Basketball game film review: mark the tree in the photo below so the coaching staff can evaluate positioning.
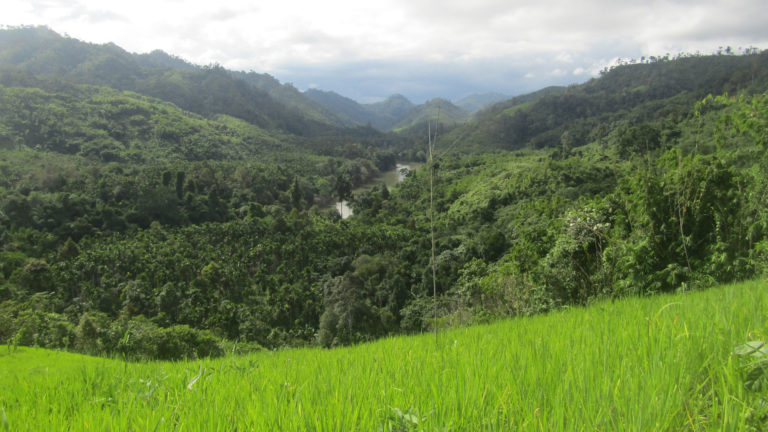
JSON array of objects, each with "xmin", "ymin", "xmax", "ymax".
[
  {"xmin": 617, "ymin": 123, "xmax": 661, "ymax": 158},
  {"xmin": 175, "ymin": 171, "xmax": 186, "ymax": 200},
  {"xmin": 290, "ymin": 177, "xmax": 302, "ymax": 209},
  {"xmin": 10, "ymin": 259, "xmax": 54, "ymax": 293}
]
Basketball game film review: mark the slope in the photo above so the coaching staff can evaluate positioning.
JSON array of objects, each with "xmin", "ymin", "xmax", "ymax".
[
  {"xmin": 304, "ymin": 88, "xmax": 380, "ymax": 126},
  {"xmin": 304, "ymin": 91, "xmax": 421, "ymax": 131},
  {"xmin": 364, "ymin": 94, "xmax": 417, "ymax": 130},
  {"xmin": 1, "ymin": 279, "xmax": 765, "ymax": 430},
  {"xmin": 446, "ymin": 52, "xmax": 768, "ymax": 152},
  {"xmin": 455, "ymin": 91, "xmax": 510, "ymax": 113},
  {"xmin": 232, "ymin": 71, "xmax": 358, "ymax": 128},
  {"xmin": 0, "ymin": 78, "xmax": 295, "ymax": 163},
  {"xmin": 391, "ymin": 97, "xmax": 469, "ymax": 134},
  {"xmin": 0, "ymin": 26, "xmax": 344, "ymax": 137}
]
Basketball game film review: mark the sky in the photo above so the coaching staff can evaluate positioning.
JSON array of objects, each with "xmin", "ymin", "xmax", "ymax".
[{"xmin": 3, "ymin": 0, "xmax": 768, "ymax": 103}]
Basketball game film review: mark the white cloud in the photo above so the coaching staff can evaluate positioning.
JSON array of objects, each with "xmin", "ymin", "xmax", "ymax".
[{"xmin": 2, "ymin": 0, "xmax": 768, "ymax": 101}]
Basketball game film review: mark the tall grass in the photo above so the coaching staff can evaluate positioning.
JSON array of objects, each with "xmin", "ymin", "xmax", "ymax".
[{"xmin": 1, "ymin": 279, "xmax": 766, "ymax": 430}]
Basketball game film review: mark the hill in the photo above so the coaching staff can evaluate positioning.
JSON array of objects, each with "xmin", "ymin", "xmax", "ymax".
[
  {"xmin": 447, "ymin": 53, "xmax": 768, "ymax": 152},
  {"xmin": 455, "ymin": 92, "xmax": 510, "ymax": 113},
  {"xmin": 305, "ymin": 91, "xmax": 459, "ymax": 133},
  {"xmin": 1, "ymin": 279, "xmax": 766, "ymax": 430},
  {"xmin": 391, "ymin": 98, "xmax": 470, "ymax": 135},
  {"xmin": 0, "ymin": 78, "xmax": 296, "ymax": 163},
  {"xmin": 0, "ymin": 26, "xmax": 346, "ymax": 137},
  {"xmin": 302, "ymin": 92, "xmax": 470, "ymax": 133},
  {"xmin": 363, "ymin": 94, "xmax": 417, "ymax": 130},
  {"xmin": 232, "ymin": 71, "xmax": 358, "ymax": 128},
  {"xmin": 304, "ymin": 88, "xmax": 381, "ymax": 127}
]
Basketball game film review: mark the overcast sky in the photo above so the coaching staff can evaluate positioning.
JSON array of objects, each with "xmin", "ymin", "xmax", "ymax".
[{"xmin": 3, "ymin": 0, "xmax": 767, "ymax": 103}]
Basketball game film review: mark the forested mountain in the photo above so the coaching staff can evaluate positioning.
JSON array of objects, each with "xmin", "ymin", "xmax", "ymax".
[
  {"xmin": 389, "ymin": 98, "xmax": 470, "ymax": 141},
  {"xmin": 304, "ymin": 90, "xmax": 466, "ymax": 132},
  {"xmin": 455, "ymin": 92, "xmax": 510, "ymax": 113},
  {"xmin": 1, "ymin": 26, "xmax": 766, "ymax": 361},
  {"xmin": 303, "ymin": 88, "xmax": 423, "ymax": 130},
  {"xmin": 0, "ymin": 27, "xmax": 347, "ymax": 137},
  {"xmin": 0, "ymin": 78, "xmax": 301, "ymax": 163},
  {"xmin": 231, "ymin": 71, "xmax": 359, "ymax": 128},
  {"xmin": 362, "ymin": 94, "xmax": 417, "ymax": 130},
  {"xmin": 304, "ymin": 88, "xmax": 381, "ymax": 127},
  {"xmin": 449, "ymin": 53, "xmax": 768, "ymax": 151}
]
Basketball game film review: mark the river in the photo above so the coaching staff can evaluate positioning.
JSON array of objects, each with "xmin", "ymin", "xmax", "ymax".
[{"xmin": 336, "ymin": 163, "xmax": 421, "ymax": 218}]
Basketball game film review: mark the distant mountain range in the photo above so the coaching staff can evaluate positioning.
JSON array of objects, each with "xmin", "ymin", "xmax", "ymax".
[
  {"xmin": 303, "ymin": 91, "xmax": 481, "ymax": 132},
  {"xmin": 454, "ymin": 93, "xmax": 510, "ymax": 113},
  {"xmin": 0, "ymin": 26, "xmax": 510, "ymax": 137},
  {"xmin": 4, "ymin": 25, "xmax": 766, "ymax": 155}
]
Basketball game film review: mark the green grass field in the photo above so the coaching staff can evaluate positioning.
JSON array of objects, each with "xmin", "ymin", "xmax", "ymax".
[{"xmin": 2, "ymin": 279, "xmax": 767, "ymax": 431}]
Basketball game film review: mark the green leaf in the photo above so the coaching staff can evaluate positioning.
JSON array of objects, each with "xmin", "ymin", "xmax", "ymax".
[{"xmin": 734, "ymin": 341, "xmax": 768, "ymax": 358}]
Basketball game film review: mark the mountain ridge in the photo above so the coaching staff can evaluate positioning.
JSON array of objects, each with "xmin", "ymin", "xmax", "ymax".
[{"xmin": 0, "ymin": 26, "xmax": 348, "ymax": 137}]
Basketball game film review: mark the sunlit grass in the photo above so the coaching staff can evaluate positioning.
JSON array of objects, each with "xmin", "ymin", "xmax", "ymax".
[{"xmin": 1, "ymin": 279, "xmax": 766, "ymax": 430}]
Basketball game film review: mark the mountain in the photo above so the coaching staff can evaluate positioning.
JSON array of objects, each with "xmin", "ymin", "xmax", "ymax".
[
  {"xmin": 232, "ymin": 71, "xmax": 358, "ymax": 128},
  {"xmin": 304, "ymin": 88, "xmax": 380, "ymax": 126},
  {"xmin": 455, "ymin": 92, "xmax": 510, "ymax": 113},
  {"xmin": 391, "ymin": 98, "xmax": 469, "ymax": 133},
  {"xmin": 304, "ymin": 90, "xmax": 421, "ymax": 131},
  {"xmin": 135, "ymin": 49, "xmax": 198, "ymax": 71},
  {"xmin": 362, "ymin": 94, "xmax": 417, "ymax": 130},
  {"xmin": 0, "ymin": 78, "xmax": 296, "ymax": 163},
  {"xmin": 0, "ymin": 26, "xmax": 346, "ymax": 137},
  {"xmin": 446, "ymin": 53, "xmax": 768, "ymax": 152}
]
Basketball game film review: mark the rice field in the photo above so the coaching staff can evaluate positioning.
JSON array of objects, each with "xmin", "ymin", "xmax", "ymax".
[{"xmin": 1, "ymin": 279, "xmax": 767, "ymax": 431}]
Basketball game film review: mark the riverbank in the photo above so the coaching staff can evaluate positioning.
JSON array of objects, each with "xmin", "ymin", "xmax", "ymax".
[{"xmin": 336, "ymin": 162, "xmax": 421, "ymax": 218}]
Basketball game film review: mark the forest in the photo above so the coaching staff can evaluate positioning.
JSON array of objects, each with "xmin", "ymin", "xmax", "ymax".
[{"xmin": 1, "ymin": 26, "xmax": 767, "ymax": 360}]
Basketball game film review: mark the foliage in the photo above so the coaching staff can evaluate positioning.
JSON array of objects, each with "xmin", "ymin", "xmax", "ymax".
[
  {"xmin": 1, "ymin": 27, "xmax": 768, "ymax": 360},
  {"xmin": 1, "ymin": 279, "xmax": 766, "ymax": 430}
]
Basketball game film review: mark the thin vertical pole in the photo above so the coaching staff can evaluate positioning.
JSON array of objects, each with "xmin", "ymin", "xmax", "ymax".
[{"xmin": 428, "ymin": 108, "xmax": 440, "ymax": 344}]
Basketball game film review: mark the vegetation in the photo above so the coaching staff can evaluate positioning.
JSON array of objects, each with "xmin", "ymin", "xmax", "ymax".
[
  {"xmin": 452, "ymin": 51, "xmax": 768, "ymax": 151},
  {"xmin": 1, "ymin": 279, "xmax": 767, "ymax": 430},
  {"xmin": 0, "ymin": 27, "xmax": 767, "ymax": 364}
]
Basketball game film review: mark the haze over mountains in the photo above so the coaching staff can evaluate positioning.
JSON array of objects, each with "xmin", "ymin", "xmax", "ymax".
[
  {"xmin": 0, "ymin": 27, "xmax": 512, "ymax": 137},
  {"xmin": 3, "ymin": 25, "xmax": 767, "ymax": 156}
]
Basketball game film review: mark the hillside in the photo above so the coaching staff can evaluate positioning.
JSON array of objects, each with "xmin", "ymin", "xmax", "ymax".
[
  {"xmin": 447, "ymin": 53, "xmax": 768, "ymax": 152},
  {"xmin": 1, "ymin": 279, "xmax": 766, "ymax": 430},
  {"xmin": 455, "ymin": 92, "xmax": 510, "ymax": 113},
  {"xmin": 391, "ymin": 98, "xmax": 469, "ymax": 132},
  {"xmin": 302, "ymin": 92, "xmax": 470, "ymax": 133},
  {"xmin": 364, "ymin": 94, "xmax": 418, "ymax": 130},
  {"xmin": 304, "ymin": 88, "xmax": 381, "ymax": 126},
  {"xmin": 232, "ymin": 71, "xmax": 358, "ymax": 128},
  {"xmin": 3, "ymin": 88, "xmax": 766, "ymax": 356},
  {"xmin": 0, "ymin": 79, "xmax": 296, "ymax": 163},
  {"xmin": 0, "ymin": 26, "xmax": 346, "ymax": 137}
]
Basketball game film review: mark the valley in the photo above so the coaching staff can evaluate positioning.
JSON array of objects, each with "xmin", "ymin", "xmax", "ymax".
[{"xmin": 0, "ymin": 25, "xmax": 768, "ymax": 428}]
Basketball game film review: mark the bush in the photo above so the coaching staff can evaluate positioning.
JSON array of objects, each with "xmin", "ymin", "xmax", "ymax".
[
  {"xmin": 12, "ymin": 310, "xmax": 74, "ymax": 348},
  {"xmin": 158, "ymin": 325, "xmax": 223, "ymax": 360}
]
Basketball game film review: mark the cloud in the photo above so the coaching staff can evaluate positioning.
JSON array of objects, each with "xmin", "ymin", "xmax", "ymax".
[{"xmin": 2, "ymin": 0, "xmax": 768, "ymax": 102}]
